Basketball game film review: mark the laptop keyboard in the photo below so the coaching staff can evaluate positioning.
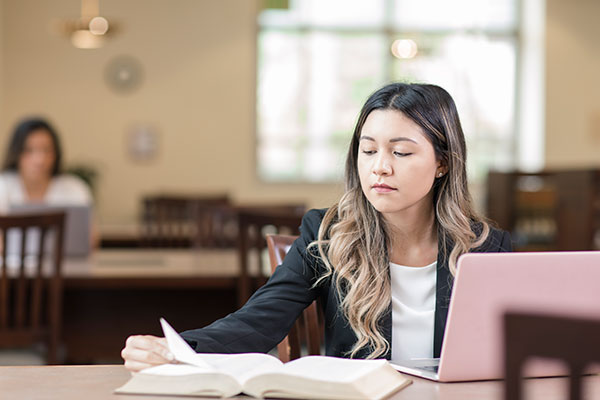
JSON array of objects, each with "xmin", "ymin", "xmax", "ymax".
[{"xmin": 420, "ymin": 365, "xmax": 439, "ymax": 373}]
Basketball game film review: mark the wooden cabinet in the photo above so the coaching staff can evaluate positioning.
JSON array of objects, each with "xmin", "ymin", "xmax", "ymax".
[{"xmin": 486, "ymin": 169, "xmax": 600, "ymax": 251}]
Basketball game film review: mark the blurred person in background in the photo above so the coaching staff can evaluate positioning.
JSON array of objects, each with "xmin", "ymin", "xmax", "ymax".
[
  {"xmin": 0, "ymin": 117, "xmax": 97, "ymax": 249},
  {"xmin": 0, "ymin": 117, "xmax": 92, "ymax": 212}
]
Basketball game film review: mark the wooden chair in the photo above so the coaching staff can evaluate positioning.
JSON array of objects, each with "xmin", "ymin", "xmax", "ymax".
[
  {"xmin": 0, "ymin": 212, "xmax": 65, "ymax": 364},
  {"xmin": 141, "ymin": 194, "xmax": 230, "ymax": 248},
  {"xmin": 194, "ymin": 203, "xmax": 238, "ymax": 248},
  {"xmin": 266, "ymin": 234, "xmax": 322, "ymax": 362},
  {"xmin": 504, "ymin": 312, "xmax": 600, "ymax": 400},
  {"xmin": 236, "ymin": 205, "xmax": 305, "ymax": 306},
  {"xmin": 486, "ymin": 169, "xmax": 600, "ymax": 251}
]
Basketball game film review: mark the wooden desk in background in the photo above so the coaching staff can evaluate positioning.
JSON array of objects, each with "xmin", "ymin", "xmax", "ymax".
[
  {"xmin": 1, "ymin": 365, "xmax": 599, "ymax": 399},
  {"xmin": 99, "ymin": 222, "xmax": 144, "ymax": 248},
  {"xmin": 62, "ymin": 249, "xmax": 244, "ymax": 363}
]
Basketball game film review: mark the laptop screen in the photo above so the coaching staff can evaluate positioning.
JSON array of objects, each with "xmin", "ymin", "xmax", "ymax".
[{"xmin": 7, "ymin": 204, "xmax": 91, "ymax": 258}]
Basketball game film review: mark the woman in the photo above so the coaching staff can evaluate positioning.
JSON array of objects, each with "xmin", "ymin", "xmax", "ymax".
[
  {"xmin": 0, "ymin": 117, "xmax": 92, "ymax": 212},
  {"xmin": 121, "ymin": 83, "xmax": 511, "ymax": 372}
]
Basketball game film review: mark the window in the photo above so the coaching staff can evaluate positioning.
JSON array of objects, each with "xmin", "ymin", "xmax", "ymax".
[{"xmin": 257, "ymin": 0, "xmax": 520, "ymax": 183}]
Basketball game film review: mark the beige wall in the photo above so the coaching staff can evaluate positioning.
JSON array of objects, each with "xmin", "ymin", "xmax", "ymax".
[
  {"xmin": 0, "ymin": 0, "xmax": 339, "ymax": 224},
  {"xmin": 545, "ymin": 0, "xmax": 600, "ymax": 167}
]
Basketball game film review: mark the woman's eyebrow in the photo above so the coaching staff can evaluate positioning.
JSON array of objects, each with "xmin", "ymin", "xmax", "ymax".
[
  {"xmin": 389, "ymin": 137, "xmax": 417, "ymax": 144},
  {"xmin": 359, "ymin": 135, "xmax": 417, "ymax": 144}
]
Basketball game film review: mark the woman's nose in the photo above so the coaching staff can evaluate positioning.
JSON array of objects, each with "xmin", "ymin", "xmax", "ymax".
[
  {"xmin": 372, "ymin": 153, "xmax": 392, "ymax": 176},
  {"xmin": 31, "ymin": 152, "xmax": 46, "ymax": 163}
]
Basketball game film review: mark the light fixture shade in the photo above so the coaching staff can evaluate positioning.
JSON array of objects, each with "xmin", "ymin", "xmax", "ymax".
[
  {"xmin": 391, "ymin": 39, "xmax": 418, "ymax": 59},
  {"xmin": 55, "ymin": 0, "xmax": 116, "ymax": 49},
  {"xmin": 89, "ymin": 16, "xmax": 109, "ymax": 35},
  {"xmin": 71, "ymin": 29, "xmax": 105, "ymax": 49}
]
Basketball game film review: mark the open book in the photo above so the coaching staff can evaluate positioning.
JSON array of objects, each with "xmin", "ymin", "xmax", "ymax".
[{"xmin": 115, "ymin": 318, "xmax": 411, "ymax": 399}]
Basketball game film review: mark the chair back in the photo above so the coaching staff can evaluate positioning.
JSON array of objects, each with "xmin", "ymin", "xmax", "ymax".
[
  {"xmin": 266, "ymin": 234, "xmax": 322, "ymax": 362},
  {"xmin": 195, "ymin": 203, "xmax": 238, "ymax": 248},
  {"xmin": 504, "ymin": 312, "xmax": 600, "ymax": 400},
  {"xmin": 266, "ymin": 234, "xmax": 296, "ymax": 270},
  {"xmin": 0, "ymin": 212, "xmax": 65, "ymax": 364},
  {"xmin": 236, "ymin": 206, "xmax": 304, "ymax": 306},
  {"xmin": 141, "ymin": 195, "xmax": 230, "ymax": 248}
]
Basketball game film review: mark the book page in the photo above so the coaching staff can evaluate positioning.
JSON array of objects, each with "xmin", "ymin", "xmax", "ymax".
[
  {"xmin": 116, "ymin": 364, "xmax": 242, "ymax": 398},
  {"xmin": 199, "ymin": 353, "xmax": 283, "ymax": 384},
  {"xmin": 160, "ymin": 318, "xmax": 212, "ymax": 369},
  {"xmin": 139, "ymin": 363, "xmax": 207, "ymax": 376},
  {"xmin": 159, "ymin": 318, "xmax": 282, "ymax": 383},
  {"xmin": 243, "ymin": 357, "xmax": 409, "ymax": 400},
  {"xmin": 281, "ymin": 356, "xmax": 388, "ymax": 382}
]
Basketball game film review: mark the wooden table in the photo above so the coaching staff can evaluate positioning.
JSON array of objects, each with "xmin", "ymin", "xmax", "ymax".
[
  {"xmin": 99, "ymin": 222, "xmax": 143, "ymax": 248},
  {"xmin": 63, "ymin": 248, "xmax": 240, "ymax": 288},
  {"xmin": 1, "ymin": 365, "xmax": 599, "ymax": 399},
  {"xmin": 61, "ymin": 249, "xmax": 246, "ymax": 363}
]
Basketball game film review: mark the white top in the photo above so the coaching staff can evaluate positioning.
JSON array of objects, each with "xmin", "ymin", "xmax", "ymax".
[
  {"xmin": 390, "ymin": 260, "xmax": 437, "ymax": 361},
  {"xmin": 0, "ymin": 171, "xmax": 92, "ymax": 213}
]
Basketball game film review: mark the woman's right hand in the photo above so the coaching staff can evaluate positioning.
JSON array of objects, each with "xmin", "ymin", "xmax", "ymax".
[{"xmin": 121, "ymin": 335, "xmax": 175, "ymax": 372}]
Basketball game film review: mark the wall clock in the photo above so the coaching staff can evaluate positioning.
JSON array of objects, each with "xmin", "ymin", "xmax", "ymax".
[{"xmin": 105, "ymin": 55, "xmax": 143, "ymax": 94}]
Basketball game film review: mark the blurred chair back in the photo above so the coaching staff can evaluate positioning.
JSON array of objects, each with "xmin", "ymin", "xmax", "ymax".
[
  {"xmin": 141, "ymin": 194, "xmax": 229, "ymax": 248},
  {"xmin": 195, "ymin": 203, "xmax": 238, "ymax": 248},
  {"xmin": 266, "ymin": 234, "xmax": 322, "ymax": 362},
  {"xmin": 236, "ymin": 205, "xmax": 304, "ymax": 306},
  {"xmin": 0, "ymin": 212, "xmax": 65, "ymax": 364},
  {"xmin": 504, "ymin": 312, "xmax": 600, "ymax": 400}
]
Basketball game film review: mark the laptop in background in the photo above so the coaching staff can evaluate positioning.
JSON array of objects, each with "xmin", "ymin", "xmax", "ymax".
[
  {"xmin": 391, "ymin": 251, "xmax": 600, "ymax": 382},
  {"xmin": 8, "ymin": 204, "xmax": 92, "ymax": 258}
]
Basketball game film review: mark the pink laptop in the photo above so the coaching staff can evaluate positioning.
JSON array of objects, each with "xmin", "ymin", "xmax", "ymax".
[{"xmin": 392, "ymin": 251, "xmax": 600, "ymax": 382}]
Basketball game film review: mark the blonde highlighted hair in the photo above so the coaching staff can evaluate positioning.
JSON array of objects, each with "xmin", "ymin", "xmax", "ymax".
[{"xmin": 311, "ymin": 83, "xmax": 490, "ymax": 359}]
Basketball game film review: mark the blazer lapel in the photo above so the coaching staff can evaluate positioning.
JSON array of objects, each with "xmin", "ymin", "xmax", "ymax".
[
  {"xmin": 382, "ymin": 305, "xmax": 392, "ymax": 360},
  {"xmin": 433, "ymin": 234, "xmax": 454, "ymax": 357}
]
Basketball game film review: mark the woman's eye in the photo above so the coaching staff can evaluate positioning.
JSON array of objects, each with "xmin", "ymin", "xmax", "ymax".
[
  {"xmin": 394, "ymin": 152, "xmax": 412, "ymax": 157},
  {"xmin": 361, "ymin": 150, "xmax": 376, "ymax": 155}
]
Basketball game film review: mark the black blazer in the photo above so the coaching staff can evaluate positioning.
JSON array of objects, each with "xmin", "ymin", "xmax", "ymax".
[{"xmin": 181, "ymin": 208, "xmax": 512, "ymax": 359}]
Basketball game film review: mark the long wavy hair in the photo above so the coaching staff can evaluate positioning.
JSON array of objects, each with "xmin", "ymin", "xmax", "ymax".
[{"xmin": 312, "ymin": 83, "xmax": 490, "ymax": 359}]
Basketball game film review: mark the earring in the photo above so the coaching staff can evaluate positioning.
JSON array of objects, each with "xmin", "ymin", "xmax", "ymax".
[{"xmin": 438, "ymin": 172, "xmax": 443, "ymax": 177}]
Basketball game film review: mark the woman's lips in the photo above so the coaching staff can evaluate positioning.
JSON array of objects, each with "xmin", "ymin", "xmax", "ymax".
[{"xmin": 372, "ymin": 184, "xmax": 396, "ymax": 193}]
